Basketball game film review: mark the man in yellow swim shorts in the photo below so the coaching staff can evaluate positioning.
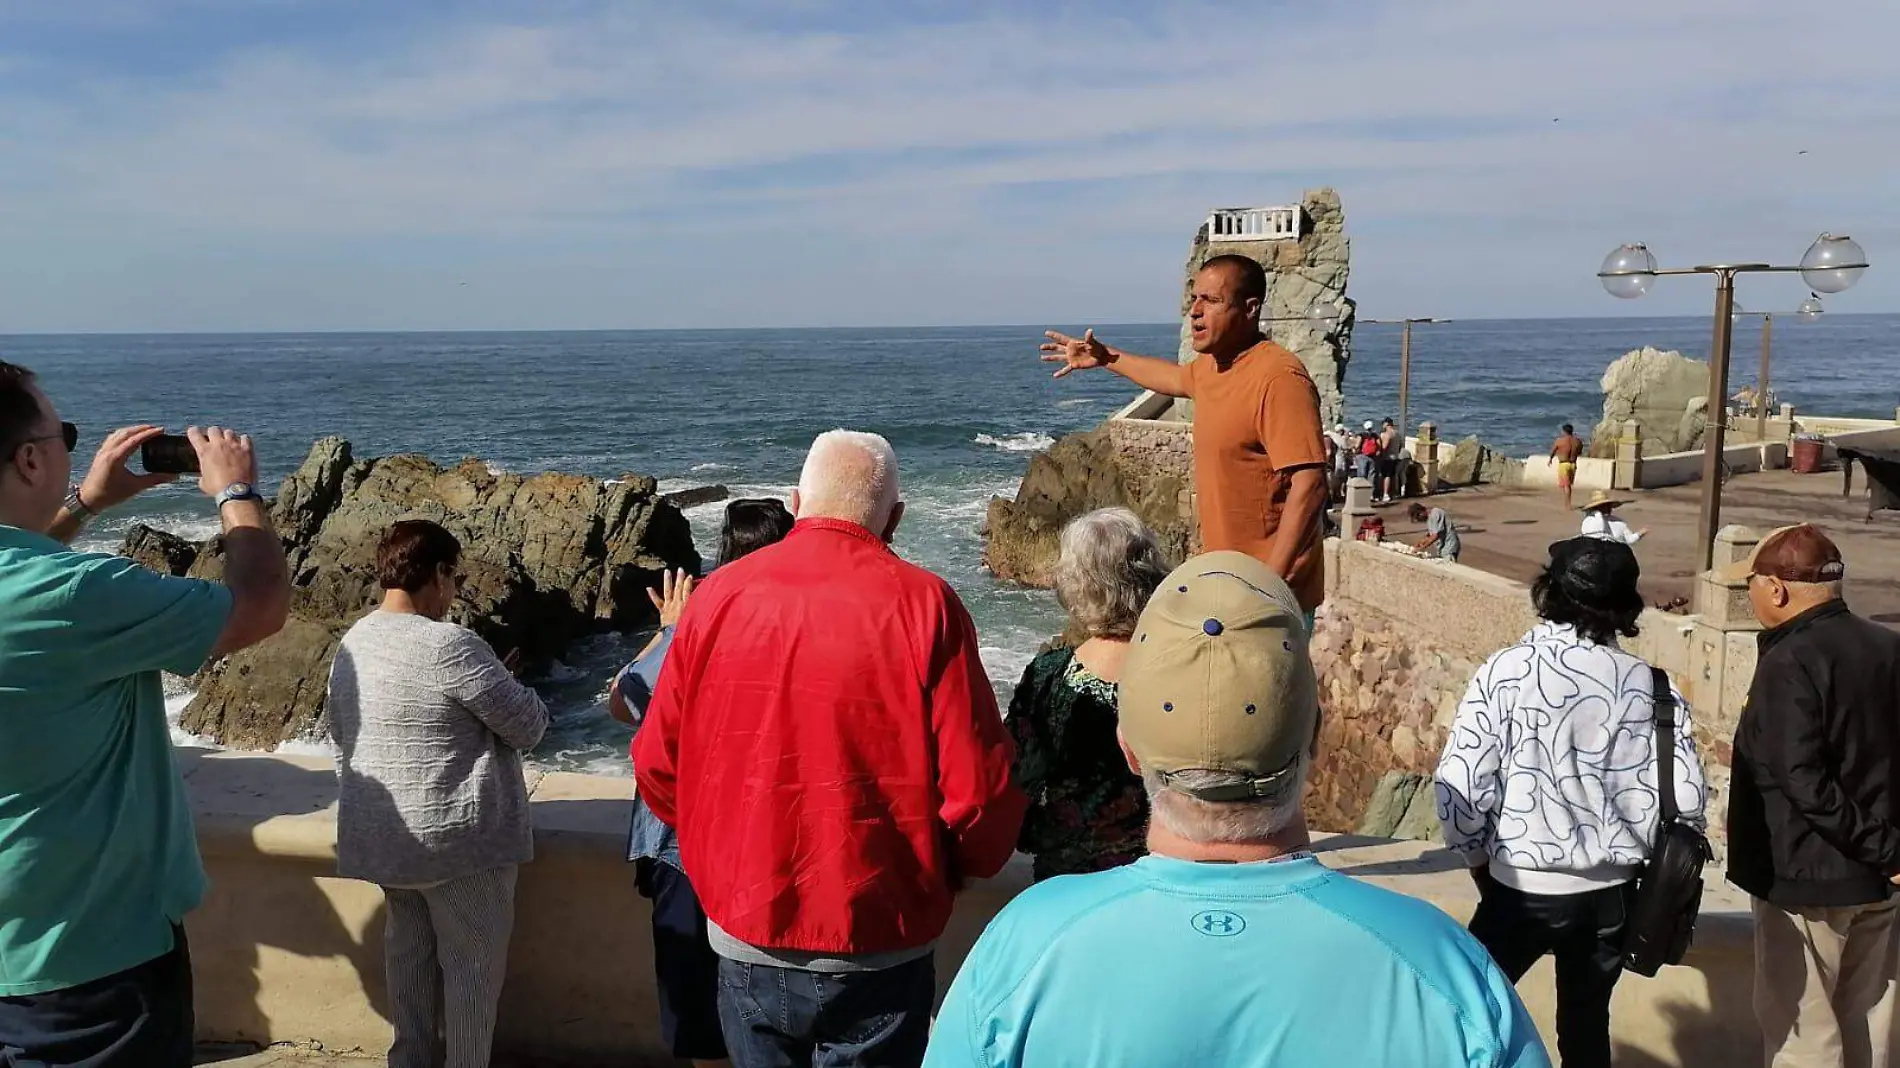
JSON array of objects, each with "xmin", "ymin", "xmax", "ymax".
[{"xmin": 1549, "ymin": 423, "xmax": 1583, "ymax": 511}]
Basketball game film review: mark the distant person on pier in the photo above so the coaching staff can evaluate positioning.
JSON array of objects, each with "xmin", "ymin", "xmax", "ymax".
[
  {"xmin": 1356, "ymin": 420, "xmax": 1381, "ymax": 483},
  {"xmin": 1549, "ymin": 424, "xmax": 1585, "ymax": 510},
  {"xmin": 927, "ymin": 552, "xmax": 1549, "ymax": 1068},
  {"xmin": 609, "ymin": 497, "xmax": 795, "ymax": 1068},
  {"xmin": 0, "ymin": 360, "xmax": 289, "ymax": 1068},
  {"xmin": 1578, "ymin": 491, "xmax": 1646, "ymax": 545},
  {"xmin": 1378, "ymin": 417, "xmax": 1403, "ymax": 503},
  {"xmin": 635, "ymin": 430, "xmax": 1024, "ymax": 1068},
  {"xmin": 1436, "ymin": 536, "xmax": 1706, "ymax": 1068},
  {"xmin": 1041, "ymin": 255, "xmax": 1331, "ymax": 625},
  {"xmin": 1008, "ymin": 507, "xmax": 1169, "ymax": 882},
  {"xmin": 1408, "ymin": 502, "xmax": 1461, "ymax": 562},
  {"xmin": 328, "ymin": 520, "xmax": 551, "ymax": 1068},
  {"xmin": 1720, "ymin": 525, "xmax": 1900, "ymax": 1068},
  {"xmin": 1328, "ymin": 423, "xmax": 1353, "ymax": 502}
]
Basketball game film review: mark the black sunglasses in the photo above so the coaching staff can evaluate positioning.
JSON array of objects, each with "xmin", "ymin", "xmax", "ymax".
[{"xmin": 3, "ymin": 421, "xmax": 77, "ymax": 462}]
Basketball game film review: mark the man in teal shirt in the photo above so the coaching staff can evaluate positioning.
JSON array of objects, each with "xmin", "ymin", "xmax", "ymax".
[
  {"xmin": 0, "ymin": 360, "xmax": 289, "ymax": 1066},
  {"xmin": 925, "ymin": 552, "xmax": 1549, "ymax": 1068}
]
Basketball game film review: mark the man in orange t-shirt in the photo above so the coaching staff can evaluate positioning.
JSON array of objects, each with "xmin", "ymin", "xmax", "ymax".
[{"xmin": 1041, "ymin": 255, "xmax": 1331, "ymax": 618}]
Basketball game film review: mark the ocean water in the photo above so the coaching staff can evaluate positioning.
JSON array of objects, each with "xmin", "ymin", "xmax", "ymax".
[{"xmin": 10, "ymin": 314, "xmax": 1896, "ymax": 773}]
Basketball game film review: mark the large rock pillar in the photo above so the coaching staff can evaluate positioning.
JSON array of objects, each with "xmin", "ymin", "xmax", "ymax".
[{"xmin": 1173, "ymin": 189, "xmax": 1353, "ymax": 426}]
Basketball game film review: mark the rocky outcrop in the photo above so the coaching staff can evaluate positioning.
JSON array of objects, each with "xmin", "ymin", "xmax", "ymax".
[
  {"xmin": 1438, "ymin": 436, "xmax": 1523, "ymax": 488},
  {"xmin": 1174, "ymin": 188, "xmax": 1354, "ymax": 426},
  {"xmin": 983, "ymin": 425, "xmax": 1193, "ymax": 588},
  {"xmin": 122, "ymin": 525, "xmax": 200, "ymax": 578},
  {"xmin": 1589, "ymin": 347, "xmax": 1710, "ymax": 458},
  {"xmin": 124, "ymin": 438, "xmax": 701, "ymax": 751},
  {"xmin": 1355, "ymin": 772, "xmax": 1443, "ymax": 842}
]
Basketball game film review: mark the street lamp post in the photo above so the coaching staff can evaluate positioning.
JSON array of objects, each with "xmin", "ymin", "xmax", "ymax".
[
  {"xmin": 1296, "ymin": 305, "xmax": 1445, "ymax": 436},
  {"xmin": 1731, "ymin": 295, "xmax": 1826, "ymax": 441},
  {"xmin": 1361, "ymin": 317, "xmax": 1449, "ymax": 439},
  {"xmin": 1598, "ymin": 234, "xmax": 1868, "ymax": 570}
]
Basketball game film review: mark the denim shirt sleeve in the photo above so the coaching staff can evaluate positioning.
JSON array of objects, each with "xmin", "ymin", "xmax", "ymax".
[
  {"xmin": 623, "ymin": 627, "xmax": 682, "ymax": 867},
  {"xmin": 618, "ymin": 627, "xmax": 675, "ymax": 736}
]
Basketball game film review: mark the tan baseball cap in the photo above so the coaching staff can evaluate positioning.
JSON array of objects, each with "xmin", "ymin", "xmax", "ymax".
[
  {"xmin": 1715, "ymin": 524, "xmax": 1846, "ymax": 584},
  {"xmin": 1119, "ymin": 551, "xmax": 1319, "ymax": 803}
]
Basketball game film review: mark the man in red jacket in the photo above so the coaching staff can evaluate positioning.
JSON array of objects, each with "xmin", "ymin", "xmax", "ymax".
[{"xmin": 635, "ymin": 429, "xmax": 1026, "ymax": 1068}]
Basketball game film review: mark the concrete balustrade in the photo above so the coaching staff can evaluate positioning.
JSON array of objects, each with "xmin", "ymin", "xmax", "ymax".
[{"xmin": 178, "ymin": 743, "xmax": 1759, "ymax": 1066}]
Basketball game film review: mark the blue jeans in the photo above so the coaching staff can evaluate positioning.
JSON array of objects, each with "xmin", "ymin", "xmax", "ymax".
[{"xmin": 716, "ymin": 955, "xmax": 934, "ymax": 1068}]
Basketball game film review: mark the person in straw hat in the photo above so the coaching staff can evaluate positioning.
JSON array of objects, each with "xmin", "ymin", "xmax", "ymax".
[
  {"xmin": 925, "ymin": 551, "xmax": 1549, "ymax": 1068},
  {"xmin": 1577, "ymin": 490, "xmax": 1646, "ymax": 545}
]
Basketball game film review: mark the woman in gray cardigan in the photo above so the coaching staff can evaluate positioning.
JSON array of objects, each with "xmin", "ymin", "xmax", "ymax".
[{"xmin": 328, "ymin": 520, "xmax": 549, "ymax": 1068}]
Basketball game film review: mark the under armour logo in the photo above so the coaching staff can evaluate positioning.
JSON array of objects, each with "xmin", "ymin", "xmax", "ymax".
[{"xmin": 1191, "ymin": 910, "xmax": 1247, "ymax": 937}]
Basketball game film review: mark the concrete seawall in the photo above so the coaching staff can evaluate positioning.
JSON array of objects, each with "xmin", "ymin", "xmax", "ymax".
[
  {"xmin": 1313, "ymin": 536, "xmax": 1756, "ymax": 855},
  {"xmin": 181, "ymin": 747, "xmax": 1758, "ymax": 1066}
]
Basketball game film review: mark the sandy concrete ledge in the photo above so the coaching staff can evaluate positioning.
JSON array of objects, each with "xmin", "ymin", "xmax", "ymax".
[{"xmin": 179, "ymin": 748, "xmax": 1760, "ymax": 1067}]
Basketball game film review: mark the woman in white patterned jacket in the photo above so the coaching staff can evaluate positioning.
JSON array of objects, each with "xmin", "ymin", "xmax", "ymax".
[{"xmin": 1434, "ymin": 536, "xmax": 1706, "ymax": 1068}]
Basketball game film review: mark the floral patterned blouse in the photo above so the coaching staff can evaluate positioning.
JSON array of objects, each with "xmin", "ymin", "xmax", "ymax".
[{"xmin": 1007, "ymin": 646, "xmax": 1149, "ymax": 881}]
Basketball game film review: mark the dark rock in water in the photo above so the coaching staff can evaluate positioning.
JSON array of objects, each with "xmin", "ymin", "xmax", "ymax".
[
  {"xmin": 660, "ymin": 484, "xmax": 729, "ymax": 510},
  {"xmin": 984, "ymin": 426, "xmax": 1192, "ymax": 588},
  {"xmin": 120, "ymin": 437, "xmax": 702, "ymax": 752},
  {"xmin": 121, "ymin": 525, "xmax": 200, "ymax": 578}
]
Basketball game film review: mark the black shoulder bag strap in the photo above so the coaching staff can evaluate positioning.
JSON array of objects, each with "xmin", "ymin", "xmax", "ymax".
[{"xmin": 1651, "ymin": 666, "xmax": 1677, "ymax": 828}]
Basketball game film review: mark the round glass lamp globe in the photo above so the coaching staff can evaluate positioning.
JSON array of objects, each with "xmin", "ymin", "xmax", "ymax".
[
  {"xmin": 1796, "ymin": 296, "xmax": 1824, "ymax": 323},
  {"xmin": 1598, "ymin": 244, "xmax": 1657, "ymax": 299},
  {"xmin": 1305, "ymin": 301, "xmax": 1341, "ymax": 333},
  {"xmin": 1800, "ymin": 233, "xmax": 1868, "ymax": 295}
]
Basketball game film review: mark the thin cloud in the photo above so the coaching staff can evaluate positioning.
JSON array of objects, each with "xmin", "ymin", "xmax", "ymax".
[{"xmin": 0, "ymin": 0, "xmax": 1894, "ymax": 330}]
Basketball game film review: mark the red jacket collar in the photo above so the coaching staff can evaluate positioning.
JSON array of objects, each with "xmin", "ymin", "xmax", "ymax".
[{"xmin": 792, "ymin": 516, "xmax": 888, "ymax": 548}]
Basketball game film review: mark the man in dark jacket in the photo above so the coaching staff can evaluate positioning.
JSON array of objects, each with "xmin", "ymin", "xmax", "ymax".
[{"xmin": 1722, "ymin": 524, "xmax": 1900, "ymax": 1068}]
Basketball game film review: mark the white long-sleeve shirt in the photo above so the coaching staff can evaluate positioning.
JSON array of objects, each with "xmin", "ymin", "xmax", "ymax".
[
  {"xmin": 1434, "ymin": 622, "xmax": 1707, "ymax": 895},
  {"xmin": 1580, "ymin": 511, "xmax": 1641, "ymax": 545}
]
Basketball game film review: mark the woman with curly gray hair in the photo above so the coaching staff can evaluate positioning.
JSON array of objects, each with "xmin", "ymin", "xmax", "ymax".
[{"xmin": 1008, "ymin": 507, "xmax": 1171, "ymax": 881}]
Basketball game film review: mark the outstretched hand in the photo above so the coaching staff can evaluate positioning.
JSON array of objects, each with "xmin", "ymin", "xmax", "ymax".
[
  {"xmin": 647, "ymin": 569, "xmax": 696, "ymax": 629},
  {"xmin": 79, "ymin": 425, "xmax": 176, "ymax": 511},
  {"xmin": 1039, "ymin": 329, "xmax": 1113, "ymax": 379}
]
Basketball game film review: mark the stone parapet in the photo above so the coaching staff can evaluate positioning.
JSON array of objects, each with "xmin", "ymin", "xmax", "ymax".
[{"xmin": 179, "ymin": 749, "xmax": 1757, "ymax": 1066}]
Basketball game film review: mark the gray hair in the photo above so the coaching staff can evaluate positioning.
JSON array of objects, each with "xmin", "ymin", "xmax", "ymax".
[
  {"xmin": 1143, "ymin": 760, "xmax": 1307, "ymax": 844},
  {"xmin": 796, "ymin": 429, "xmax": 900, "ymax": 531},
  {"xmin": 1053, "ymin": 508, "xmax": 1170, "ymax": 639}
]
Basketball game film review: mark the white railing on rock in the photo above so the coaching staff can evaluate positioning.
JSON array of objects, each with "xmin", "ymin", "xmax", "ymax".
[{"xmin": 1206, "ymin": 205, "xmax": 1302, "ymax": 243}]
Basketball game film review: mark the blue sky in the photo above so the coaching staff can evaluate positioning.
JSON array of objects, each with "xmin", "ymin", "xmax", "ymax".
[{"xmin": 1, "ymin": 0, "xmax": 1895, "ymax": 331}]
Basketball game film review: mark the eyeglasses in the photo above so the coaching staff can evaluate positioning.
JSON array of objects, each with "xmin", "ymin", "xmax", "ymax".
[{"xmin": 2, "ymin": 422, "xmax": 77, "ymax": 462}]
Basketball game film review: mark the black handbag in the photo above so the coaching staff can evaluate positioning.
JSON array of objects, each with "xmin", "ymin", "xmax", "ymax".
[{"xmin": 1622, "ymin": 666, "xmax": 1713, "ymax": 977}]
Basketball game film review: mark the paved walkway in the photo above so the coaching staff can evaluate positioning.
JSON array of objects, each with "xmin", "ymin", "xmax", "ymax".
[{"xmin": 1376, "ymin": 467, "xmax": 1900, "ymax": 624}]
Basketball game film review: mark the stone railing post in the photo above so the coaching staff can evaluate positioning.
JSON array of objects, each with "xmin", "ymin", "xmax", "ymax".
[
  {"xmin": 1697, "ymin": 525, "xmax": 1763, "ymax": 626},
  {"xmin": 1417, "ymin": 422, "xmax": 1439, "ymax": 496},
  {"xmin": 1613, "ymin": 419, "xmax": 1643, "ymax": 491},
  {"xmin": 1341, "ymin": 477, "xmax": 1375, "ymax": 536}
]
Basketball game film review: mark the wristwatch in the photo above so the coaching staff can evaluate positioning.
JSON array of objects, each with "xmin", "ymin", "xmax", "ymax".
[
  {"xmin": 214, "ymin": 482, "xmax": 264, "ymax": 510},
  {"xmin": 62, "ymin": 487, "xmax": 96, "ymax": 526}
]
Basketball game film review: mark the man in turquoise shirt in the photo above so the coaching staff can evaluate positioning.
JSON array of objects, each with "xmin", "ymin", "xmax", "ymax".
[
  {"xmin": 0, "ymin": 360, "xmax": 289, "ymax": 1067},
  {"xmin": 925, "ymin": 552, "xmax": 1550, "ymax": 1068}
]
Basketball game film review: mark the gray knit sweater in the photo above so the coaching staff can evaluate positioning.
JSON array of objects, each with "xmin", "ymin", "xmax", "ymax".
[{"xmin": 328, "ymin": 611, "xmax": 550, "ymax": 886}]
